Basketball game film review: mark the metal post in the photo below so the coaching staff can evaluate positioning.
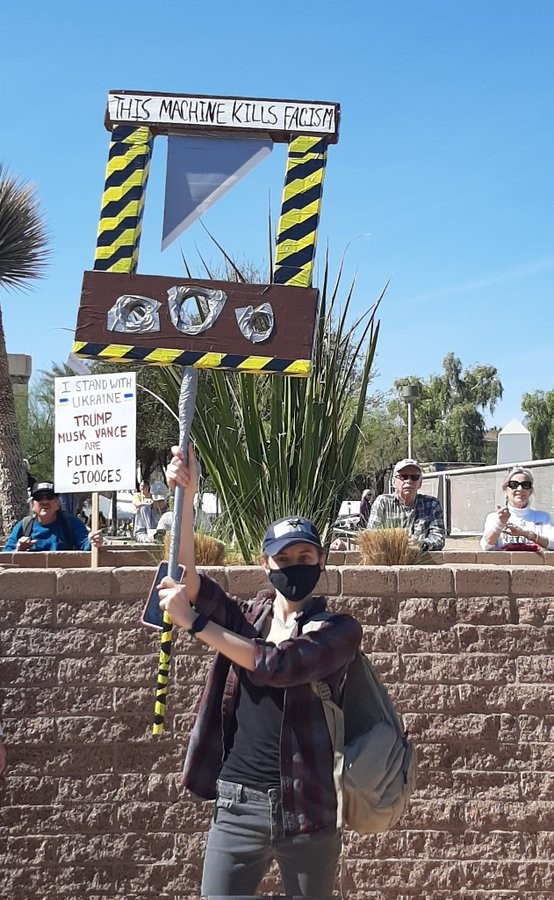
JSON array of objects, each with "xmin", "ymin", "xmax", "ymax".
[
  {"xmin": 401, "ymin": 384, "xmax": 420, "ymax": 459},
  {"xmin": 110, "ymin": 492, "xmax": 118, "ymax": 536}
]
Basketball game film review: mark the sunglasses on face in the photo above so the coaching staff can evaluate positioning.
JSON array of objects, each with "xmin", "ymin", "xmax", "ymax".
[
  {"xmin": 507, "ymin": 480, "xmax": 532, "ymax": 490},
  {"xmin": 395, "ymin": 473, "xmax": 420, "ymax": 482}
]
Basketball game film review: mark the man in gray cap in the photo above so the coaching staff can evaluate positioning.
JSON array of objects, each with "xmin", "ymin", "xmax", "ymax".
[{"xmin": 366, "ymin": 458, "xmax": 445, "ymax": 551}]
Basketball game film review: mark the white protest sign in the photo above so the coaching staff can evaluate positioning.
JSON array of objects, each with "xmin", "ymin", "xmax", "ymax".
[
  {"xmin": 54, "ymin": 372, "xmax": 136, "ymax": 492},
  {"xmin": 107, "ymin": 92, "xmax": 339, "ymax": 139}
]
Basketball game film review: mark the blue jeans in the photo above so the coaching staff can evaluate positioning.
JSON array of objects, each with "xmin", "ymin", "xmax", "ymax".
[{"xmin": 201, "ymin": 779, "xmax": 341, "ymax": 899}]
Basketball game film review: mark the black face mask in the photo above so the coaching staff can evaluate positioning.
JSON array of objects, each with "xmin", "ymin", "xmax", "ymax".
[{"xmin": 267, "ymin": 563, "xmax": 322, "ymax": 602}]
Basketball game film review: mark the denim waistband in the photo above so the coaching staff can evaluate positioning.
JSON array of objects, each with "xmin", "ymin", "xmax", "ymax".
[{"xmin": 216, "ymin": 778, "xmax": 281, "ymax": 803}]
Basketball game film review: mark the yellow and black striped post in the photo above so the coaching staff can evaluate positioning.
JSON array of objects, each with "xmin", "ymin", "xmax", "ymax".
[
  {"xmin": 92, "ymin": 121, "xmax": 171, "ymax": 732},
  {"xmin": 94, "ymin": 125, "xmax": 153, "ymax": 273},
  {"xmin": 273, "ymin": 136, "xmax": 328, "ymax": 288},
  {"xmin": 71, "ymin": 340, "xmax": 311, "ymax": 376},
  {"xmin": 153, "ymin": 611, "xmax": 173, "ymax": 735}
]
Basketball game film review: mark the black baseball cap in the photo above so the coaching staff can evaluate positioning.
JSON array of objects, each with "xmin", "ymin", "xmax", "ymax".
[
  {"xmin": 262, "ymin": 516, "xmax": 323, "ymax": 556},
  {"xmin": 31, "ymin": 482, "xmax": 57, "ymax": 500}
]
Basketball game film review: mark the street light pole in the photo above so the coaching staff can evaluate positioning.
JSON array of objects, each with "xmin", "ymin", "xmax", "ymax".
[{"xmin": 401, "ymin": 384, "xmax": 420, "ymax": 458}]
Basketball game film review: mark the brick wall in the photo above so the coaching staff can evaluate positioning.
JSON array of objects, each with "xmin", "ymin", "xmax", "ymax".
[{"xmin": 0, "ymin": 564, "xmax": 552, "ymax": 899}]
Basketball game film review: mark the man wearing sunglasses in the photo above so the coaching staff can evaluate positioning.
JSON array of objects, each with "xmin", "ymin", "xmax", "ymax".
[
  {"xmin": 366, "ymin": 458, "xmax": 445, "ymax": 551},
  {"xmin": 3, "ymin": 482, "xmax": 103, "ymax": 552},
  {"xmin": 480, "ymin": 466, "xmax": 554, "ymax": 551}
]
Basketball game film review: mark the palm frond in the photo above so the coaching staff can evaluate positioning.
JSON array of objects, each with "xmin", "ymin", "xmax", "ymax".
[{"xmin": 0, "ymin": 164, "xmax": 50, "ymax": 291}]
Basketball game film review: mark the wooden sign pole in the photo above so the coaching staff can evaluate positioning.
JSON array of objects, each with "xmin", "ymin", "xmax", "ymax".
[{"xmin": 91, "ymin": 492, "xmax": 100, "ymax": 569}]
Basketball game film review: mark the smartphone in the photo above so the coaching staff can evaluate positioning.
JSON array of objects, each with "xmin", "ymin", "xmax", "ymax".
[{"xmin": 141, "ymin": 561, "xmax": 185, "ymax": 631}]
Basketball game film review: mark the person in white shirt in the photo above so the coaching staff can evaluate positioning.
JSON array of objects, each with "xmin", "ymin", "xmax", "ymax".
[
  {"xmin": 480, "ymin": 466, "xmax": 554, "ymax": 551},
  {"xmin": 133, "ymin": 481, "xmax": 169, "ymax": 542}
]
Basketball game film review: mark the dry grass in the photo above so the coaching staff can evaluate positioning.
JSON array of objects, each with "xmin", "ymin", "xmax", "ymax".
[
  {"xmin": 357, "ymin": 528, "xmax": 426, "ymax": 566},
  {"xmin": 193, "ymin": 533, "xmax": 226, "ymax": 566},
  {"xmin": 162, "ymin": 532, "xmax": 226, "ymax": 566}
]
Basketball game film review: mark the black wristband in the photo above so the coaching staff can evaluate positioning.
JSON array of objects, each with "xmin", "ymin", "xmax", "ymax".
[{"xmin": 187, "ymin": 613, "xmax": 209, "ymax": 637}]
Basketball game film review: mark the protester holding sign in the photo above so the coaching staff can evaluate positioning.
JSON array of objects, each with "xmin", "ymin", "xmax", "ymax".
[
  {"xmin": 3, "ymin": 483, "xmax": 103, "ymax": 552},
  {"xmin": 156, "ymin": 445, "xmax": 361, "ymax": 899}
]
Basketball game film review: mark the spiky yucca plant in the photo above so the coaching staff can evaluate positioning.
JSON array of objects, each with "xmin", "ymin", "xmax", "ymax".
[
  {"xmin": 357, "ymin": 528, "xmax": 425, "ymax": 566},
  {"xmin": 159, "ymin": 249, "xmax": 384, "ymax": 562}
]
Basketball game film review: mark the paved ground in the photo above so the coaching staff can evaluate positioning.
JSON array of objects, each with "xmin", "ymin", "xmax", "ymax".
[{"xmin": 444, "ymin": 535, "xmax": 481, "ymax": 550}]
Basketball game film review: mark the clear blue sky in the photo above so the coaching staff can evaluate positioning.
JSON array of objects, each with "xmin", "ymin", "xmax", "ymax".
[{"xmin": 3, "ymin": 0, "xmax": 553, "ymax": 429}]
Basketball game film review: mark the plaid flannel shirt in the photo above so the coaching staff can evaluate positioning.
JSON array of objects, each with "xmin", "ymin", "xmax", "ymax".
[
  {"xmin": 367, "ymin": 492, "xmax": 446, "ymax": 550},
  {"xmin": 182, "ymin": 574, "xmax": 362, "ymax": 836}
]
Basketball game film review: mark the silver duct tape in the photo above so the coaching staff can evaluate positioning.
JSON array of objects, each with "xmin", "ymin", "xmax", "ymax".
[
  {"xmin": 167, "ymin": 285, "xmax": 226, "ymax": 335},
  {"xmin": 234, "ymin": 302, "xmax": 274, "ymax": 343},
  {"xmin": 107, "ymin": 295, "xmax": 161, "ymax": 333}
]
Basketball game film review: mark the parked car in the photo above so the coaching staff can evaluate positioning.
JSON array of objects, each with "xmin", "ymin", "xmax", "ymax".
[{"xmin": 334, "ymin": 500, "xmax": 362, "ymax": 532}]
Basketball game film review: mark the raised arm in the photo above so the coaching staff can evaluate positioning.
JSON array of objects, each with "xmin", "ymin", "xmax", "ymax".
[
  {"xmin": 158, "ymin": 580, "xmax": 362, "ymax": 682},
  {"xmin": 480, "ymin": 507, "xmax": 510, "ymax": 551},
  {"xmin": 166, "ymin": 443, "xmax": 201, "ymax": 604}
]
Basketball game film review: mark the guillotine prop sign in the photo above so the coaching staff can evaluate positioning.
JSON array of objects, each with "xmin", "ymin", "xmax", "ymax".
[
  {"xmin": 72, "ymin": 90, "xmax": 340, "ymax": 373},
  {"xmin": 71, "ymin": 89, "xmax": 340, "ymax": 733}
]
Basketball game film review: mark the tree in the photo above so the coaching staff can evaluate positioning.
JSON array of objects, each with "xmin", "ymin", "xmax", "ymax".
[
  {"xmin": 0, "ymin": 165, "xmax": 50, "ymax": 532},
  {"xmin": 521, "ymin": 390, "xmax": 554, "ymax": 459},
  {"xmin": 353, "ymin": 395, "xmax": 406, "ymax": 496},
  {"xmin": 15, "ymin": 383, "xmax": 55, "ymax": 484},
  {"xmin": 16, "ymin": 362, "xmax": 81, "ymax": 486},
  {"xmin": 392, "ymin": 353, "xmax": 503, "ymax": 465}
]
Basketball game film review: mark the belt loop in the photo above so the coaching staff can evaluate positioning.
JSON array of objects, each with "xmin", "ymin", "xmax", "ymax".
[{"xmin": 238, "ymin": 783, "xmax": 245, "ymax": 802}]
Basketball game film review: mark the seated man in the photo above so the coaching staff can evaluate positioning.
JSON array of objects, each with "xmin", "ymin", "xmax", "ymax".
[
  {"xmin": 133, "ymin": 481, "xmax": 169, "ymax": 543},
  {"xmin": 366, "ymin": 458, "xmax": 445, "ymax": 551},
  {"xmin": 4, "ymin": 482, "xmax": 103, "ymax": 552}
]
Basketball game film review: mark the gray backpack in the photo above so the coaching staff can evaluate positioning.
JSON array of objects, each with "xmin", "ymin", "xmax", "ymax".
[{"xmin": 305, "ymin": 614, "xmax": 417, "ymax": 834}]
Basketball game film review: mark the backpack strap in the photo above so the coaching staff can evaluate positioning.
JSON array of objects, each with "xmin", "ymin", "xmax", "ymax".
[
  {"xmin": 314, "ymin": 679, "xmax": 346, "ymax": 831},
  {"xmin": 21, "ymin": 515, "xmax": 35, "ymax": 538},
  {"xmin": 303, "ymin": 613, "xmax": 346, "ymax": 830}
]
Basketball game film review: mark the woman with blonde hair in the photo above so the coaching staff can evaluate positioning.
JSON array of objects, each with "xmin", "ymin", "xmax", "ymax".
[{"xmin": 480, "ymin": 465, "xmax": 554, "ymax": 551}]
